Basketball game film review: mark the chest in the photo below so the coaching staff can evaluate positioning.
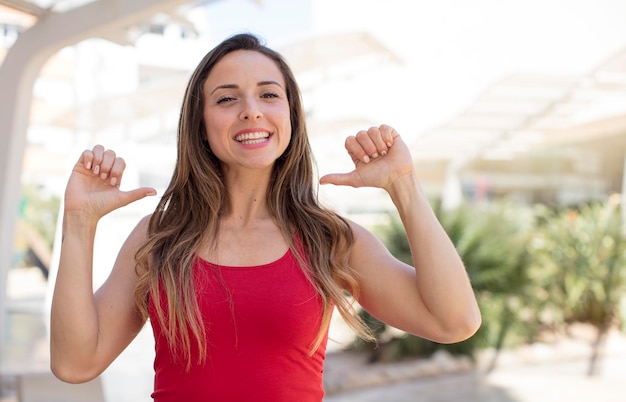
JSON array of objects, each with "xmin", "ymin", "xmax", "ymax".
[
  {"xmin": 150, "ymin": 251, "xmax": 329, "ymax": 402},
  {"xmin": 197, "ymin": 220, "xmax": 289, "ymax": 267}
]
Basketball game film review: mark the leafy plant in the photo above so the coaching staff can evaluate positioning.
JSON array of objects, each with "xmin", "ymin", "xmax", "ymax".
[
  {"xmin": 352, "ymin": 197, "xmax": 626, "ymax": 376},
  {"xmin": 528, "ymin": 200, "xmax": 626, "ymax": 375},
  {"xmin": 353, "ymin": 200, "xmax": 536, "ymax": 366}
]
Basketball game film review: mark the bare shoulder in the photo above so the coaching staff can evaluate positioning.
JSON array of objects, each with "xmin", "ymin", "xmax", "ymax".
[
  {"xmin": 124, "ymin": 214, "xmax": 152, "ymax": 245},
  {"xmin": 344, "ymin": 216, "xmax": 416, "ymax": 287},
  {"xmin": 112, "ymin": 214, "xmax": 153, "ymax": 276},
  {"xmin": 344, "ymin": 218, "xmax": 395, "ymax": 269}
]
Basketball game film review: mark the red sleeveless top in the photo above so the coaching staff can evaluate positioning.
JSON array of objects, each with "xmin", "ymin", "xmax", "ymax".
[{"xmin": 149, "ymin": 248, "xmax": 329, "ymax": 402}]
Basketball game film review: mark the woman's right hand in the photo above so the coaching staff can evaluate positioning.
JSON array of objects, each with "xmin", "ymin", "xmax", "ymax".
[{"xmin": 64, "ymin": 145, "xmax": 156, "ymax": 220}]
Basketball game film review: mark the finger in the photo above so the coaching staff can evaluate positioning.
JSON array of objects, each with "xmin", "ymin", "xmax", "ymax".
[
  {"xmin": 346, "ymin": 135, "xmax": 370, "ymax": 164},
  {"xmin": 118, "ymin": 187, "xmax": 158, "ymax": 207},
  {"xmin": 78, "ymin": 149, "xmax": 93, "ymax": 171},
  {"xmin": 379, "ymin": 124, "xmax": 399, "ymax": 147},
  {"xmin": 90, "ymin": 145, "xmax": 105, "ymax": 175},
  {"xmin": 366, "ymin": 126, "xmax": 389, "ymax": 157},
  {"xmin": 108, "ymin": 157, "xmax": 126, "ymax": 187},
  {"xmin": 319, "ymin": 172, "xmax": 357, "ymax": 187},
  {"xmin": 98, "ymin": 149, "xmax": 117, "ymax": 180},
  {"xmin": 356, "ymin": 129, "xmax": 380, "ymax": 160}
]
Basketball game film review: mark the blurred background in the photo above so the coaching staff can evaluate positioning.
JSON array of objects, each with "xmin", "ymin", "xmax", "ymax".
[{"xmin": 1, "ymin": 0, "xmax": 626, "ymax": 401}]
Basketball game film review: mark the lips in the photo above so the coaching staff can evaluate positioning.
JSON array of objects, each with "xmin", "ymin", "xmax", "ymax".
[{"xmin": 234, "ymin": 131, "xmax": 271, "ymax": 145}]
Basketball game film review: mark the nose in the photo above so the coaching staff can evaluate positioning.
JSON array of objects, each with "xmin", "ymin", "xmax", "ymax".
[{"xmin": 239, "ymin": 97, "xmax": 263, "ymax": 121}]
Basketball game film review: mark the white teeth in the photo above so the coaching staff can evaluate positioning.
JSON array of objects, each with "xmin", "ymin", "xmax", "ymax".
[{"xmin": 235, "ymin": 132, "xmax": 270, "ymax": 143}]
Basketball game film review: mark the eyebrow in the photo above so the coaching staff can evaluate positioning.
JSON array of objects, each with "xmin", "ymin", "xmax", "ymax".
[{"xmin": 209, "ymin": 80, "xmax": 284, "ymax": 95}]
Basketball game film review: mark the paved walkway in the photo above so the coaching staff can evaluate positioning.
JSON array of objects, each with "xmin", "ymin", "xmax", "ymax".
[
  {"xmin": 324, "ymin": 354, "xmax": 626, "ymax": 402},
  {"xmin": 323, "ymin": 322, "xmax": 626, "ymax": 402}
]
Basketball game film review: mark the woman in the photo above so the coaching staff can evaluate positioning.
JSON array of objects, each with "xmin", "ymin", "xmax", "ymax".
[{"xmin": 50, "ymin": 33, "xmax": 480, "ymax": 401}]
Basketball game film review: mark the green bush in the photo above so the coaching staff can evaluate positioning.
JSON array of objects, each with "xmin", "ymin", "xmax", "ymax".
[
  {"xmin": 353, "ymin": 198, "xmax": 626, "ymax": 375},
  {"xmin": 528, "ymin": 200, "xmax": 626, "ymax": 375},
  {"xmin": 353, "ymin": 200, "xmax": 536, "ymax": 362},
  {"xmin": 529, "ymin": 201, "xmax": 626, "ymax": 326}
]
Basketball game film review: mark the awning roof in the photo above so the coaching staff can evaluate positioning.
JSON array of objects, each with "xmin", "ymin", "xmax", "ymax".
[
  {"xmin": 0, "ymin": 0, "xmax": 98, "ymax": 16},
  {"xmin": 412, "ymin": 47, "xmax": 626, "ymax": 162}
]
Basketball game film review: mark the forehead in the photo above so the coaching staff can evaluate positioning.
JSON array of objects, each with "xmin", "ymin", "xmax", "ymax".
[{"xmin": 205, "ymin": 50, "xmax": 285, "ymax": 86}]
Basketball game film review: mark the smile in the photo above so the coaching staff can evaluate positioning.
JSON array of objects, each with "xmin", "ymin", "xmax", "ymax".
[{"xmin": 234, "ymin": 131, "xmax": 271, "ymax": 145}]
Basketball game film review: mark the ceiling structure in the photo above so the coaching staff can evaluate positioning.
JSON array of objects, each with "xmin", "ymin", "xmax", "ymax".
[
  {"xmin": 400, "ymin": 43, "xmax": 626, "ymax": 207},
  {"xmin": 412, "ymin": 47, "xmax": 626, "ymax": 163},
  {"xmin": 0, "ymin": 0, "xmax": 206, "ymax": 46}
]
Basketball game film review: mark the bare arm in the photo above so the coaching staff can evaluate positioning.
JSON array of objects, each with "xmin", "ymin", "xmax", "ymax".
[
  {"xmin": 50, "ymin": 145, "xmax": 156, "ymax": 383},
  {"xmin": 320, "ymin": 125, "xmax": 481, "ymax": 343}
]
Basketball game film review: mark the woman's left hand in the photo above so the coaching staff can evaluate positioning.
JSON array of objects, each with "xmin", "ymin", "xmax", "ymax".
[{"xmin": 320, "ymin": 124, "xmax": 414, "ymax": 190}]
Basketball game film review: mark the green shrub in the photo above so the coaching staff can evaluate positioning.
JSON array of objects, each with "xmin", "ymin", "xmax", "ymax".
[
  {"xmin": 528, "ymin": 200, "xmax": 626, "ymax": 375},
  {"xmin": 354, "ymin": 198, "xmax": 626, "ymax": 375},
  {"xmin": 353, "ymin": 200, "xmax": 536, "ymax": 362}
]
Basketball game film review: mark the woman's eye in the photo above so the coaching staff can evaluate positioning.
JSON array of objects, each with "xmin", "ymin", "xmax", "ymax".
[
  {"xmin": 216, "ymin": 96, "xmax": 235, "ymax": 104},
  {"xmin": 261, "ymin": 92, "xmax": 279, "ymax": 99}
]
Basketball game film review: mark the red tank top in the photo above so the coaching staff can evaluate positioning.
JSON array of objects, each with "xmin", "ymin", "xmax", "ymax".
[{"xmin": 149, "ymin": 248, "xmax": 329, "ymax": 402}]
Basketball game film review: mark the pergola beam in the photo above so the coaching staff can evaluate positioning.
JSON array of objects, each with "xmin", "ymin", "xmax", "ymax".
[{"xmin": 0, "ymin": 0, "xmax": 47, "ymax": 17}]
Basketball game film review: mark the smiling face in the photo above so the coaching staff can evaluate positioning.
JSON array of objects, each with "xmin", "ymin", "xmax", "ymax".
[{"xmin": 202, "ymin": 50, "xmax": 292, "ymax": 175}]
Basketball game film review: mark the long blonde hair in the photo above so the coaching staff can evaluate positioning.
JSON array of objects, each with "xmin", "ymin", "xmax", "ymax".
[{"xmin": 134, "ymin": 33, "xmax": 373, "ymax": 369}]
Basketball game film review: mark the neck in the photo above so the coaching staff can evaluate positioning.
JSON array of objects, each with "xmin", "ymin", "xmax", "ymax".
[{"xmin": 223, "ymin": 168, "xmax": 273, "ymax": 227}]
